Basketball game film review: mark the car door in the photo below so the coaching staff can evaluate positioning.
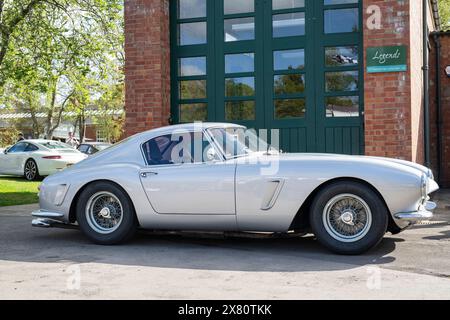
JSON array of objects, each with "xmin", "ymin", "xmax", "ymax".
[
  {"xmin": 139, "ymin": 131, "xmax": 236, "ymax": 215},
  {"xmin": 2, "ymin": 142, "xmax": 29, "ymax": 174}
]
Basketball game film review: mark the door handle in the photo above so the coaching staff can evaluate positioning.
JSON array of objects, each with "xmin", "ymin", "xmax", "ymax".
[{"xmin": 140, "ymin": 172, "xmax": 158, "ymax": 178}]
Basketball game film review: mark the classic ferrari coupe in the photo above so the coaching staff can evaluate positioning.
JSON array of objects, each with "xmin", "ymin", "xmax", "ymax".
[{"xmin": 32, "ymin": 123, "xmax": 439, "ymax": 254}]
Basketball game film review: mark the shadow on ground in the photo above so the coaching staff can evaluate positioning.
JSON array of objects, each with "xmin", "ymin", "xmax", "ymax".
[{"xmin": 0, "ymin": 214, "xmax": 399, "ymax": 273}]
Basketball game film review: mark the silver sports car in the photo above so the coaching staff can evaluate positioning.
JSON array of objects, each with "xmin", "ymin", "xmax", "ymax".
[{"xmin": 32, "ymin": 123, "xmax": 439, "ymax": 254}]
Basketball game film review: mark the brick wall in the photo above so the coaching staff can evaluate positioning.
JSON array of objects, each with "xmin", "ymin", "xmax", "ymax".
[
  {"xmin": 124, "ymin": 0, "xmax": 171, "ymax": 137},
  {"xmin": 124, "ymin": 0, "xmax": 434, "ymax": 165},
  {"xmin": 363, "ymin": 0, "xmax": 414, "ymax": 161},
  {"xmin": 429, "ymin": 34, "xmax": 450, "ymax": 187}
]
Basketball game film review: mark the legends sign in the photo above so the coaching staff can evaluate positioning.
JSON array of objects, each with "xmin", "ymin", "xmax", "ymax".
[{"xmin": 366, "ymin": 46, "xmax": 407, "ymax": 73}]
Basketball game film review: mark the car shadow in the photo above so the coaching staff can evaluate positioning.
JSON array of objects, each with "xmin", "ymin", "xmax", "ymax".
[
  {"xmin": 0, "ymin": 216, "xmax": 399, "ymax": 273},
  {"xmin": 423, "ymin": 230, "xmax": 450, "ymax": 241}
]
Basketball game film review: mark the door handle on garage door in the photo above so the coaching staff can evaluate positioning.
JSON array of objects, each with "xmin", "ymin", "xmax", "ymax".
[{"xmin": 140, "ymin": 172, "xmax": 158, "ymax": 178}]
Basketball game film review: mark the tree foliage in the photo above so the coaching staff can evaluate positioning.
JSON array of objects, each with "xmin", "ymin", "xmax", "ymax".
[
  {"xmin": 439, "ymin": 0, "xmax": 450, "ymax": 30},
  {"xmin": 0, "ymin": 0, "xmax": 124, "ymax": 139}
]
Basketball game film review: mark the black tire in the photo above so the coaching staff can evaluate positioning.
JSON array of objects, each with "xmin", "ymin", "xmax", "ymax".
[
  {"xmin": 309, "ymin": 181, "xmax": 388, "ymax": 255},
  {"xmin": 24, "ymin": 159, "xmax": 39, "ymax": 181},
  {"xmin": 76, "ymin": 181, "xmax": 138, "ymax": 245}
]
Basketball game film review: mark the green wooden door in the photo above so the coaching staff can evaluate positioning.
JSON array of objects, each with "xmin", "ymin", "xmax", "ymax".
[{"xmin": 170, "ymin": 0, "xmax": 363, "ymax": 154}]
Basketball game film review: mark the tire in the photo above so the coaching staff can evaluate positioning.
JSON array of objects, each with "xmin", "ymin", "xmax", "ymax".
[
  {"xmin": 76, "ymin": 181, "xmax": 138, "ymax": 245},
  {"xmin": 309, "ymin": 181, "xmax": 388, "ymax": 255},
  {"xmin": 24, "ymin": 159, "xmax": 39, "ymax": 181}
]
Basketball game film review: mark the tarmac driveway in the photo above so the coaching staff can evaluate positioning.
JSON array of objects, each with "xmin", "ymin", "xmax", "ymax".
[{"xmin": 0, "ymin": 195, "xmax": 449, "ymax": 300}]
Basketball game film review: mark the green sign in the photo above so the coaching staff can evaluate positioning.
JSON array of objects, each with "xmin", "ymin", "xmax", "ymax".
[{"xmin": 366, "ymin": 46, "xmax": 407, "ymax": 73}]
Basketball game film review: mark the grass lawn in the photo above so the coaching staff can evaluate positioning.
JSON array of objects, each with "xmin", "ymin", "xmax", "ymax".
[{"xmin": 0, "ymin": 176, "xmax": 41, "ymax": 207}]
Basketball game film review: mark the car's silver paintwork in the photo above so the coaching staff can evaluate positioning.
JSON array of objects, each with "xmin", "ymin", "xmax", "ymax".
[{"xmin": 32, "ymin": 123, "xmax": 439, "ymax": 233}]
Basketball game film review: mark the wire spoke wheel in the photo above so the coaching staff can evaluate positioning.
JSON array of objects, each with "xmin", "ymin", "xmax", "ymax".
[
  {"xmin": 322, "ymin": 193, "xmax": 372, "ymax": 243},
  {"xmin": 85, "ymin": 191, "xmax": 124, "ymax": 234},
  {"xmin": 25, "ymin": 161, "xmax": 37, "ymax": 180}
]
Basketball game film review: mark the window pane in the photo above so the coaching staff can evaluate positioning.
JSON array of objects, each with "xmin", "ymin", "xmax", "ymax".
[
  {"xmin": 275, "ymin": 99, "xmax": 305, "ymax": 119},
  {"xmin": 179, "ymin": 22, "xmax": 206, "ymax": 45},
  {"xmin": 178, "ymin": 0, "xmax": 206, "ymax": 19},
  {"xmin": 274, "ymin": 74, "xmax": 305, "ymax": 95},
  {"xmin": 180, "ymin": 103, "xmax": 208, "ymax": 122},
  {"xmin": 225, "ymin": 53, "xmax": 255, "ymax": 73},
  {"xmin": 273, "ymin": 12, "xmax": 305, "ymax": 38},
  {"xmin": 273, "ymin": 49, "xmax": 305, "ymax": 71},
  {"xmin": 225, "ymin": 17, "xmax": 255, "ymax": 42},
  {"xmin": 225, "ymin": 101, "xmax": 256, "ymax": 120},
  {"xmin": 224, "ymin": 0, "xmax": 254, "ymax": 14},
  {"xmin": 179, "ymin": 57, "xmax": 206, "ymax": 76},
  {"xmin": 325, "ymin": 46, "xmax": 358, "ymax": 67},
  {"xmin": 324, "ymin": 9, "xmax": 359, "ymax": 34},
  {"xmin": 325, "ymin": 71, "xmax": 358, "ymax": 92},
  {"xmin": 326, "ymin": 96, "xmax": 359, "ymax": 117},
  {"xmin": 179, "ymin": 80, "xmax": 207, "ymax": 99},
  {"xmin": 324, "ymin": 0, "xmax": 358, "ymax": 5},
  {"xmin": 273, "ymin": 0, "xmax": 305, "ymax": 10},
  {"xmin": 225, "ymin": 77, "xmax": 255, "ymax": 97}
]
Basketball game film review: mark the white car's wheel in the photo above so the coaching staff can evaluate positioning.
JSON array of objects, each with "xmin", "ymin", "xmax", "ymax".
[
  {"xmin": 76, "ymin": 181, "xmax": 138, "ymax": 245},
  {"xmin": 24, "ymin": 159, "xmax": 39, "ymax": 181},
  {"xmin": 309, "ymin": 181, "xmax": 388, "ymax": 255}
]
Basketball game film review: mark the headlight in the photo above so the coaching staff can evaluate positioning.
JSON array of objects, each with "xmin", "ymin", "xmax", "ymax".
[{"xmin": 421, "ymin": 174, "xmax": 427, "ymax": 202}]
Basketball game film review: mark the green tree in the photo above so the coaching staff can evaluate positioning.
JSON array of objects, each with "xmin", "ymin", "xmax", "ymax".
[
  {"xmin": 0, "ymin": 0, "xmax": 124, "ymax": 139},
  {"xmin": 439, "ymin": 0, "xmax": 450, "ymax": 30}
]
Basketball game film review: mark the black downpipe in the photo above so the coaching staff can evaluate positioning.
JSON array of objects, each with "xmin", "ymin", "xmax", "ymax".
[
  {"xmin": 433, "ymin": 33, "xmax": 443, "ymax": 184},
  {"xmin": 423, "ymin": 0, "xmax": 431, "ymax": 168}
]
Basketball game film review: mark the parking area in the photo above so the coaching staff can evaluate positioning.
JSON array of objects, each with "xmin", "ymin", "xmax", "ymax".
[{"xmin": 0, "ymin": 192, "xmax": 449, "ymax": 300}]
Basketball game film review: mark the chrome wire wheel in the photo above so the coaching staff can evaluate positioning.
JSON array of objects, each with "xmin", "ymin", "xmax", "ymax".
[
  {"xmin": 322, "ymin": 193, "xmax": 372, "ymax": 243},
  {"xmin": 24, "ymin": 160, "xmax": 37, "ymax": 180},
  {"xmin": 85, "ymin": 191, "xmax": 124, "ymax": 234}
]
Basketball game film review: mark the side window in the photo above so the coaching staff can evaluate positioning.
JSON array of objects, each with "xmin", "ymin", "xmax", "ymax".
[
  {"xmin": 25, "ymin": 144, "xmax": 38, "ymax": 152},
  {"xmin": 142, "ymin": 132, "xmax": 220, "ymax": 166},
  {"xmin": 8, "ymin": 142, "xmax": 27, "ymax": 153},
  {"xmin": 78, "ymin": 145, "xmax": 89, "ymax": 153}
]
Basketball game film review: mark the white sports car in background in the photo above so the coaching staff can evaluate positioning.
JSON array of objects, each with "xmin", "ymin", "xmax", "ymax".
[{"xmin": 0, "ymin": 140, "xmax": 87, "ymax": 180}]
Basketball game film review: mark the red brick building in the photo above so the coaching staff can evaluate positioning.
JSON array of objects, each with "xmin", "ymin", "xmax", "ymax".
[
  {"xmin": 430, "ymin": 31, "xmax": 450, "ymax": 187},
  {"xmin": 124, "ymin": 1, "xmax": 447, "ymax": 183}
]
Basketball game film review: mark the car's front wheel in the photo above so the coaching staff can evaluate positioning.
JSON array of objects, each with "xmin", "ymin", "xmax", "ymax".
[
  {"xmin": 24, "ymin": 159, "xmax": 39, "ymax": 181},
  {"xmin": 76, "ymin": 181, "xmax": 138, "ymax": 245},
  {"xmin": 309, "ymin": 181, "xmax": 388, "ymax": 255}
]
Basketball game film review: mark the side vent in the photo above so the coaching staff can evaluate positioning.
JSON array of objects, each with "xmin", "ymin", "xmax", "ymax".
[{"xmin": 260, "ymin": 179, "xmax": 285, "ymax": 211}]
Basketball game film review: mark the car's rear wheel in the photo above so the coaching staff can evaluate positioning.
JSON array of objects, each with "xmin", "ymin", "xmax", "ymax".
[
  {"xmin": 24, "ymin": 159, "xmax": 39, "ymax": 181},
  {"xmin": 309, "ymin": 181, "xmax": 388, "ymax": 255},
  {"xmin": 76, "ymin": 181, "xmax": 138, "ymax": 245}
]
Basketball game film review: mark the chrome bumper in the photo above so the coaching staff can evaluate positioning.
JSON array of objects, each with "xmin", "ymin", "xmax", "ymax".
[
  {"xmin": 394, "ymin": 201, "xmax": 436, "ymax": 222},
  {"xmin": 31, "ymin": 210, "xmax": 76, "ymax": 229}
]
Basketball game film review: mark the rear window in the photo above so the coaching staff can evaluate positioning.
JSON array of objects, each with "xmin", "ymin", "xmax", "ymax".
[{"xmin": 40, "ymin": 141, "xmax": 72, "ymax": 149}]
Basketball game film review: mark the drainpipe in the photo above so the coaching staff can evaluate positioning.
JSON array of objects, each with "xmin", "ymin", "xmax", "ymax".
[
  {"xmin": 423, "ymin": 0, "xmax": 431, "ymax": 168},
  {"xmin": 432, "ymin": 32, "xmax": 443, "ymax": 184}
]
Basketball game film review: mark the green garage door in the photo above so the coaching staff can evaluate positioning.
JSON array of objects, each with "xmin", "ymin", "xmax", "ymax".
[{"xmin": 170, "ymin": 0, "xmax": 364, "ymax": 154}]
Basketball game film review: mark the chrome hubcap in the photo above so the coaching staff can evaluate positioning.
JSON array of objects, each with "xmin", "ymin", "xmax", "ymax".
[
  {"xmin": 341, "ymin": 211, "xmax": 355, "ymax": 225},
  {"xmin": 85, "ymin": 192, "xmax": 123, "ymax": 234},
  {"xmin": 322, "ymin": 194, "xmax": 372, "ymax": 243}
]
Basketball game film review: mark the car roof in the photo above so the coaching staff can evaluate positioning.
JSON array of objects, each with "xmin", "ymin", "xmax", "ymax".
[
  {"xmin": 132, "ymin": 122, "xmax": 246, "ymax": 138},
  {"xmin": 20, "ymin": 139, "xmax": 61, "ymax": 144}
]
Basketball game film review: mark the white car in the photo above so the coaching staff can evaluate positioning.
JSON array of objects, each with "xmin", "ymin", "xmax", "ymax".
[
  {"xmin": 0, "ymin": 140, "xmax": 87, "ymax": 180},
  {"xmin": 31, "ymin": 123, "xmax": 439, "ymax": 255}
]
